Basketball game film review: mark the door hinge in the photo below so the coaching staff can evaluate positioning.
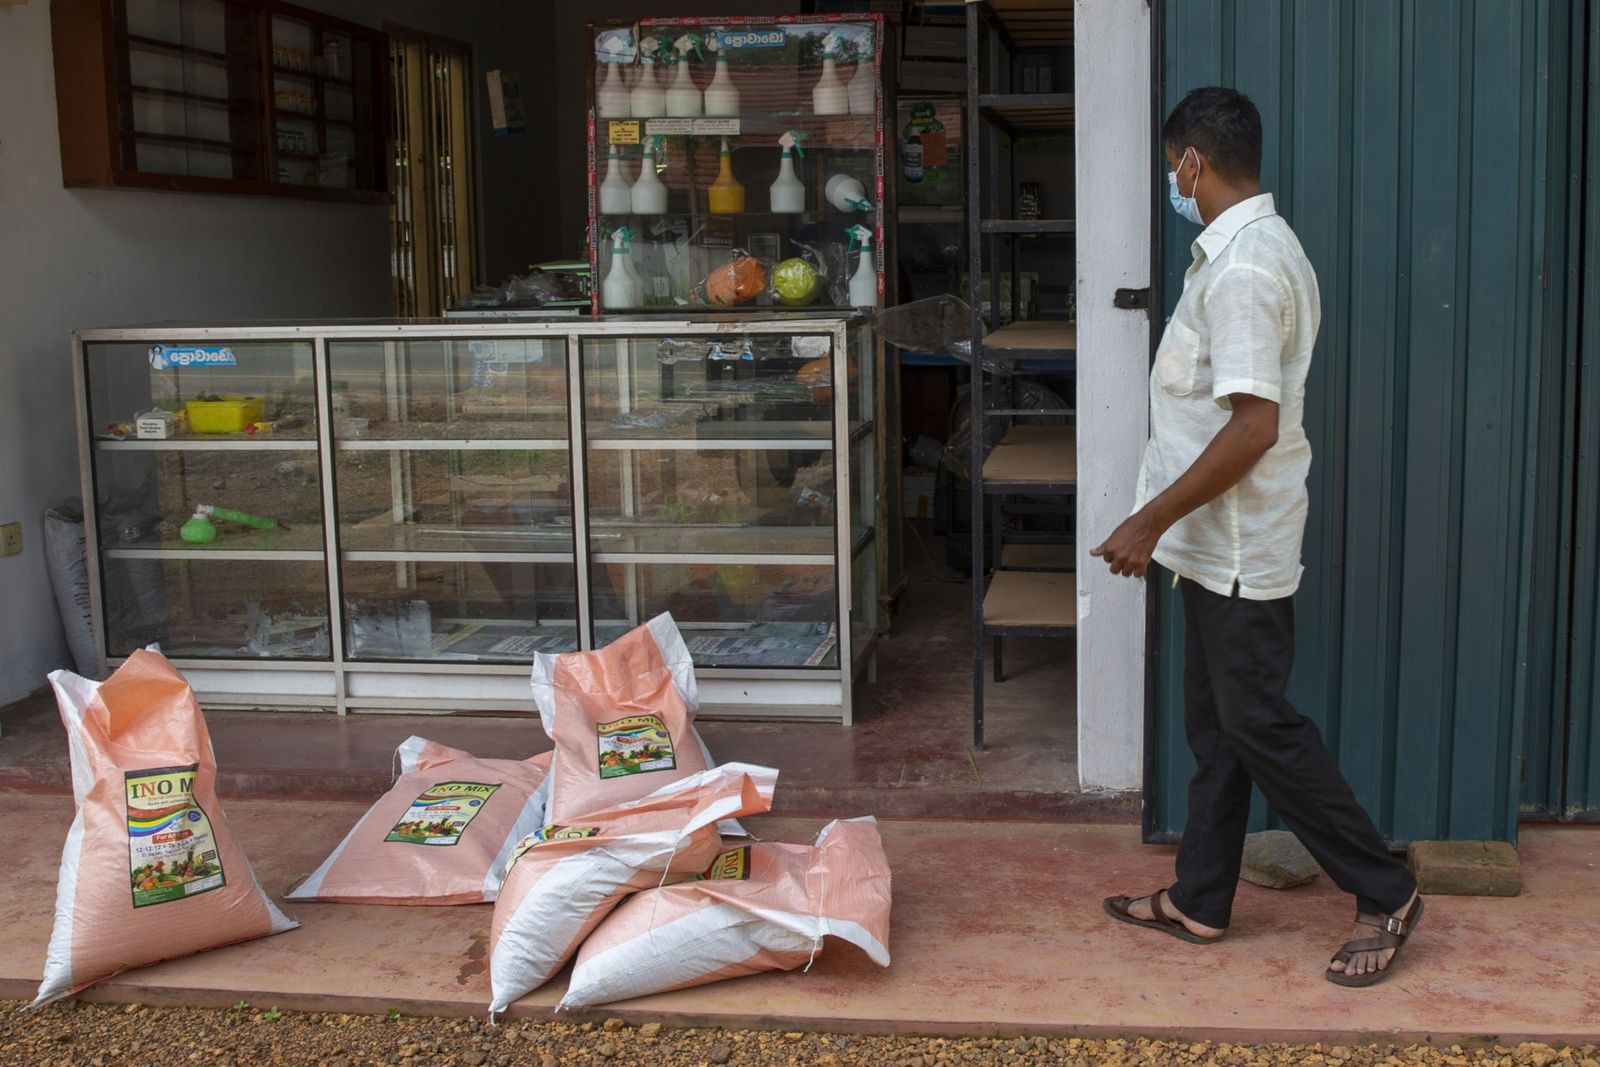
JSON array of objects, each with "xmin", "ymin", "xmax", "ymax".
[{"xmin": 1114, "ymin": 287, "xmax": 1151, "ymax": 310}]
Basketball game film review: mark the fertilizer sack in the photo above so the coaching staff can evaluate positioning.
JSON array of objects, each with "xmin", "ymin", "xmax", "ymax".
[
  {"xmin": 34, "ymin": 650, "xmax": 297, "ymax": 1007},
  {"xmin": 488, "ymin": 762, "xmax": 777, "ymax": 1014},
  {"xmin": 560, "ymin": 816, "xmax": 892, "ymax": 1009},
  {"xmin": 531, "ymin": 613, "xmax": 726, "ymax": 826},
  {"xmin": 287, "ymin": 738, "xmax": 552, "ymax": 905}
]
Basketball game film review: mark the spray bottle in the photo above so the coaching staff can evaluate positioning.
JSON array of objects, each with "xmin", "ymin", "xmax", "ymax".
[
  {"xmin": 847, "ymin": 224, "xmax": 877, "ymax": 307},
  {"xmin": 631, "ymin": 135, "xmax": 668, "ymax": 214},
  {"xmin": 602, "ymin": 227, "xmax": 641, "ymax": 309},
  {"xmin": 812, "ymin": 31, "xmax": 848, "ymax": 116},
  {"xmin": 179, "ymin": 504, "xmax": 280, "ymax": 544},
  {"xmin": 595, "ymin": 31, "xmax": 632, "ymax": 118},
  {"xmin": 769, "ymin": 130, "xmax": 807, "ymax": 214},
  {"xmin": 666, "ymin": 33, "xmax": 704, "ymax": 117},
  {"xmin": 708, "ymin": 137, "xmax": 744, "ymax": 214},
  {"xmin": 630, "ymin": 35, "xmax": 666, "ymax": 118},
  {"xmin": 599, "ymin": 144, "xmax": 632, "ymax": 215},
  {"xmin": 703, "ymin": 35, "xmax": 740, "ymax": 117},
  {"xmin": 848, "ymin": 36, "xmax": 876, "ymax": 116}
]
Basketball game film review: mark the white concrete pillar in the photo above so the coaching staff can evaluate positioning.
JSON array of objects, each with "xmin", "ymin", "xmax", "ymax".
[{"xmin": 1074, "ymin": 0, "xmax": 1151, "ymax": 792}]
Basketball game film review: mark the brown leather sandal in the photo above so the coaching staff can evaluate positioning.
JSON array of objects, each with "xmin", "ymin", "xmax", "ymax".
[
  {"xmin": 1325, "ymin": 895, "xmax": 1425, "ymax": 987},
  {"xmin": 1103, "ymin": 889, "xmax": 1223, "ymax": 946}
]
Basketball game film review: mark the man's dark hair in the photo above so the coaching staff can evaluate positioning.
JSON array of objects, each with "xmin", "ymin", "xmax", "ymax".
[{"xmin": 1162, "ymin": 87, "xmax": 1262, "ymax": 181}]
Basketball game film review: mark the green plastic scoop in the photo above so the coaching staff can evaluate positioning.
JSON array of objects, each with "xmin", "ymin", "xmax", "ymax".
[{"xmin": 179, "ymin": 504, "xmax": 280, "ymax": 544}]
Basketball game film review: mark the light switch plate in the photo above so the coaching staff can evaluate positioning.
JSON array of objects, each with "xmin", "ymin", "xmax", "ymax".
[{"xmin": 0, "ymin": 522, "xmax": 21, "ymax": 557}]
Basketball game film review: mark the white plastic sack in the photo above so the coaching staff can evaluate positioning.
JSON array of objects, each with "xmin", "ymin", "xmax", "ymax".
[
  {"xmin": 560, "ymin": 817, "xmax": 892, "ymax": 1009},
  {"xmin": 488, "ymin": 762, "xmax": 777, "ymax": 1015}
]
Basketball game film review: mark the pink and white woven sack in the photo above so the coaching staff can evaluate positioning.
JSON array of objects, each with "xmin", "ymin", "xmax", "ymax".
[
  {"xmin": 488, "ymin": 762, "xmax": 777, "ymax": 1014},
  {"xmin": 559, "ymin": 816, "xmax": 891, "ymax": 1008},
  {"xmin": 34, "ymin": 650, "xmax": 296, "ymax": 1006},
  {"xmin": 288, "ymin": 737, "xmax": 551, "ymax": 905}
]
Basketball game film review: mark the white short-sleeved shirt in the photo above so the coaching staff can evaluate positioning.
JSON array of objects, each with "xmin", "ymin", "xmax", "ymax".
[{"xmin": 1134, "ymin": 192, "xmax": 1320, "ymax": 601}]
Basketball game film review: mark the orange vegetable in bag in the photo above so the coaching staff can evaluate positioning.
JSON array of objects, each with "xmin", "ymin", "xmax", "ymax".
[{"xmin": 703, "ymin": 255, "xmax": 768, "ymax": 307}]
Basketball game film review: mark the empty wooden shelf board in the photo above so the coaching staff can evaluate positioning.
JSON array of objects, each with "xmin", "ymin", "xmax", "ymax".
[{"xmin": 983, "ymin": 570, "xmax": 1077, "ymax": 631}]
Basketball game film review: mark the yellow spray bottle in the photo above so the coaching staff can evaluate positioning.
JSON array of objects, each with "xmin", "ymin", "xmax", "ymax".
[{"xmin": 708, "ymin": 136, "xmax": 745, "ymax": 214}]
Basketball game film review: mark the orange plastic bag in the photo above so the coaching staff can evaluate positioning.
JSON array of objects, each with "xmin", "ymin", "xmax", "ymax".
[
  {"xmin": 33, "ymin": 650, "xmax": 297, "ymax": 1007},
  {"xmin": 530, "ymin": 613, "xmax": 721, "ymax": 826},
  {"xmin": 287, "ymin": 738, "xmax": 552, "ymax": 905},
  {"xmin": 487, "ymin": 762, "xmax": 777, "ymax": 1014},
  {"xmin": 560, "ymin": 817, "xmax": 891, "ymax": 1008}
]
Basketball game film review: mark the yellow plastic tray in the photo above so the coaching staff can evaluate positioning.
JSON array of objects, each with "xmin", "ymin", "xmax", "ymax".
[{"xmin": 185, "ymin": 396, "xmax": 264, "ymax": 434}]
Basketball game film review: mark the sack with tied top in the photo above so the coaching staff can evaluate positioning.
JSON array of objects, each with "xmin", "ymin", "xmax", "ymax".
[
  {"xmin": 33, "ymin": 650, "xmax": 297, "ymax": 1007},
  {"xmin": 488, "ymin": 762, "xmax": 777, "ymax": 1014},
  {"xmin": 560, "ymin": 816, "xmax": 892, "ymax": 1009},
  {"xmin": 530, "ymin": 613, "xmax": 728, "ymax": 826},
  {"xmin": 287, "ymin": 737, "xmax": 551, "ymax": 905}
]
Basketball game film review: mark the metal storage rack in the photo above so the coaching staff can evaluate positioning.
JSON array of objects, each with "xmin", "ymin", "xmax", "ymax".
[
  {"xmin": 964, "ymin": 0, "xmax": 1077, "ymax": 747},
  {"xmin": 72, "ymin": 315, "xmax": 877, "ymax": 723}
]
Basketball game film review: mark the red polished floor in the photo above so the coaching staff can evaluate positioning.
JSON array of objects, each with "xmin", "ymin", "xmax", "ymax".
[{"xmin": 1, "ymin": 793, "xmax": 1595, "ymax": 1045}]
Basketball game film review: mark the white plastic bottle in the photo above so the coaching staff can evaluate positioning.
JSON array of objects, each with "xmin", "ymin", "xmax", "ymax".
[
  {"xmin": 848, "ymin": 50, "xmax": 876, "ymax": 116},
  {"xmin": 630, "ymin": 39, "xmax": 666, "ymax": 118},
  {"xmin": 601, "ymin": 230, "xmax": 636, "ymax": 310},
  {"xmin": 666, "ymin": 35, "xmax": 703, "ymax": 117},
  {"xmin": 703, "ymin": 52, "xmax": 740, "ymax": 116},
  {"xmin": 599, "ymin": 144, "xmax": 632, "ymax": 215},
  {"xmin": 769, "ymin": 130, "xmax": 805, "ymax": 214},
  {"xmin": 596, "ymin": 61, "xmax": 630, "ymax": 118},
  {"xmin": 812, "ymin": 34, "xmax": 848, "ymax": 116},
  {"xmin": 631, "ymin": 138, "xmax": 667, "ymax": 214},
  {"xmin": 847, "ymin": 224, "xmax": 877, "ymax": 307}
]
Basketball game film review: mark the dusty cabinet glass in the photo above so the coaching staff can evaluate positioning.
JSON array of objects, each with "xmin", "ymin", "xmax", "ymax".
[
  {"xmin": 81, "ymin": 339, "xmax": 329, "ymax": 659},
  {"xmin": 582, "ymin": 331, "xmax": 841, "ymax": 668},
  {"xmin": 74, "ymin": 317, "xmax": 877, "ymax": 721},
  {"xmin": 326, "ymin": 337, "xmax": 578, "ymax": 662}
]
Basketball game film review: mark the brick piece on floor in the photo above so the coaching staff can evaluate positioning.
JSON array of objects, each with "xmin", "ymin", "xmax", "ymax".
[
  {"xmin": 1239, "ymin": 829, "xmax": 1321, "ymax": 889},
  {"xmin": 1406, "ymin": 839, "xmax": 1522, "ymax": 897}
]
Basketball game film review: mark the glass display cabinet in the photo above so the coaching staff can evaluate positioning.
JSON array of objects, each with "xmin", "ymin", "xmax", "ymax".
[
  {"xmin": 73, "ymin": 315, "xmax": 877, "ymax": 722},
  {"xmin": 586, "ymin": 15, "xmax": 885, "ymax": 314}
]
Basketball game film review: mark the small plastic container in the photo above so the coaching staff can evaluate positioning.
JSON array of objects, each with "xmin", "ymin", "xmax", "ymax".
[{"xmin": 185, "ymin": 396, "xmax": 264, "ymax": 434}]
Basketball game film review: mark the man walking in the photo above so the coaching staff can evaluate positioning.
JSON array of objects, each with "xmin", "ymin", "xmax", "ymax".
[{"xmin": 1092, "ymin": 87, "xmax": 1422, "ymax": 986}]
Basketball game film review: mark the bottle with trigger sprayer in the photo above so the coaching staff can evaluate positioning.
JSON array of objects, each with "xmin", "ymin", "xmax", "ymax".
[
  {"xmin": 812, "ymin": 31, "xmax": 848, "ymax": 116},
  {"xmin": 703, "ymin": 34, "xmax": 740, "ymax": 116},
  {"xmin": 666, "ymin": 33, "xmax": 704, "ymax": 117},
  {"xmin": 708, "ymin": 137, "xmax": 744, "ymax": 214},
  {"xmin": 769, "ymin": 130, "xmax": 806, "ymax": 214},
  {"xmin": 847, "ymin": 224, "xmax": 877, "ymax": 307},
  {"xmin": 599, "ymin": 144, "xmax": 632, "ymax": 215},
  {"xmin": 630, "ymin": 35, "xmax": 666, "ymax": 117},
  {"xmin": 602, "ymin": 227, "xmax": 642, "ymax": 309},
  {"xmin": 631, "ymin": 136, "xmax": 667, "ymax": 214}
]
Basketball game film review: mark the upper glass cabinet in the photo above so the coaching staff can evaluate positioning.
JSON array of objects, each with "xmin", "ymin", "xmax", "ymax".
[{"xmin": 586, "ymin": 16, "xmax": 885, "ymax": 314}]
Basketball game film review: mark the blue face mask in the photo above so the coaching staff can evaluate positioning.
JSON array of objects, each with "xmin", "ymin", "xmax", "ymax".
[{"xmin": 1167, "ymin": 147, "xmax": 1204, "ymax": 226}]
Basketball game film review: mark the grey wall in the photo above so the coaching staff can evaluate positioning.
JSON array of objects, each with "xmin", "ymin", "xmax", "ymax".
[{"xmin": 0, "ymin": 0, "xmax": 554, "ymax": 704}]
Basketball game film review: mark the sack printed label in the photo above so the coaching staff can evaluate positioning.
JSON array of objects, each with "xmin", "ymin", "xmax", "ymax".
[
  {"xmin": 508, "ymin": 825, "xmax": 599, "ymax": 867},
  {"xmin": 700, "ymin": 845, "xmax": 752, "ymax": 881},
  {"xmin": 149, "ymin": 345, "xmax": 237, "ymax": 371},
  {"xmin": 385, "ymin": 782, "xmax": 501, "ymax": 846},
  {"xmin": 126, "ymin": 764, "xmax": 226, "ymax": 908},
  {"xmin": 597, "ymin": 715, "xmax": 677, "ymax": 778}
]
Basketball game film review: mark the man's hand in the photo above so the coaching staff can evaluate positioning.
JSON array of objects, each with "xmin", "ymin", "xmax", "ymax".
[{"xmin": 1091, "ymin": 508, "xmax": 1162, "ymax": 579}]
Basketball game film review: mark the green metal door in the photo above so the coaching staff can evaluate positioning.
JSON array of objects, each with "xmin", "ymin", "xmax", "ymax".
[
  {"xmin": 1544, "ymin": 0, "xmax": 1600, "ymax": 820},
  {"xmin": 1147, "ymin": 0, "xmax": 1573, "ymax": 844}
]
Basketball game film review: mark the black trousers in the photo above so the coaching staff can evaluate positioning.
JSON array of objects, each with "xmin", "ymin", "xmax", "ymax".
[{"xmin": 1165, "ymin": 578, "xmax": 1416, "ymax": 930}]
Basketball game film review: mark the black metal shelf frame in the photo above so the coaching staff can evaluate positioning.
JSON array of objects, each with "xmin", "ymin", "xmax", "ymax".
[{"xmin": 965, "ymin": 0, "xmax": 1079, "ymax": 749}]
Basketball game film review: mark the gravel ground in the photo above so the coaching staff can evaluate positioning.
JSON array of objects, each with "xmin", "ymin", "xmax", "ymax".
[{"xmin": 0, "ymin": 1001, "xmax": 1595, "ymax": 1067}]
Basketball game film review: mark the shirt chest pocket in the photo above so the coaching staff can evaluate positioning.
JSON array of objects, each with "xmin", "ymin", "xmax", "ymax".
[{"xmin": 1154, "ymin": 317, "xmax": 1207, "ymax": 398}]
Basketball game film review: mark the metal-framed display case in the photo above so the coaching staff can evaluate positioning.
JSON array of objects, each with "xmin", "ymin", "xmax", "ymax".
[
  {"xmin": 586, "ymin": 14, "xmax": 885, "ymax": 315},
  {"xmin": 72, "ymin": 315, "xmax": 879, "ymax": 722}
]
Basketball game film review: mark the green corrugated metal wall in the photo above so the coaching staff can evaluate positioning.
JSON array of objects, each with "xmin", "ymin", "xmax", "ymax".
[{"xmin": 1148, "ymin": 0, "xmax": 1575, "ymax": 844}]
